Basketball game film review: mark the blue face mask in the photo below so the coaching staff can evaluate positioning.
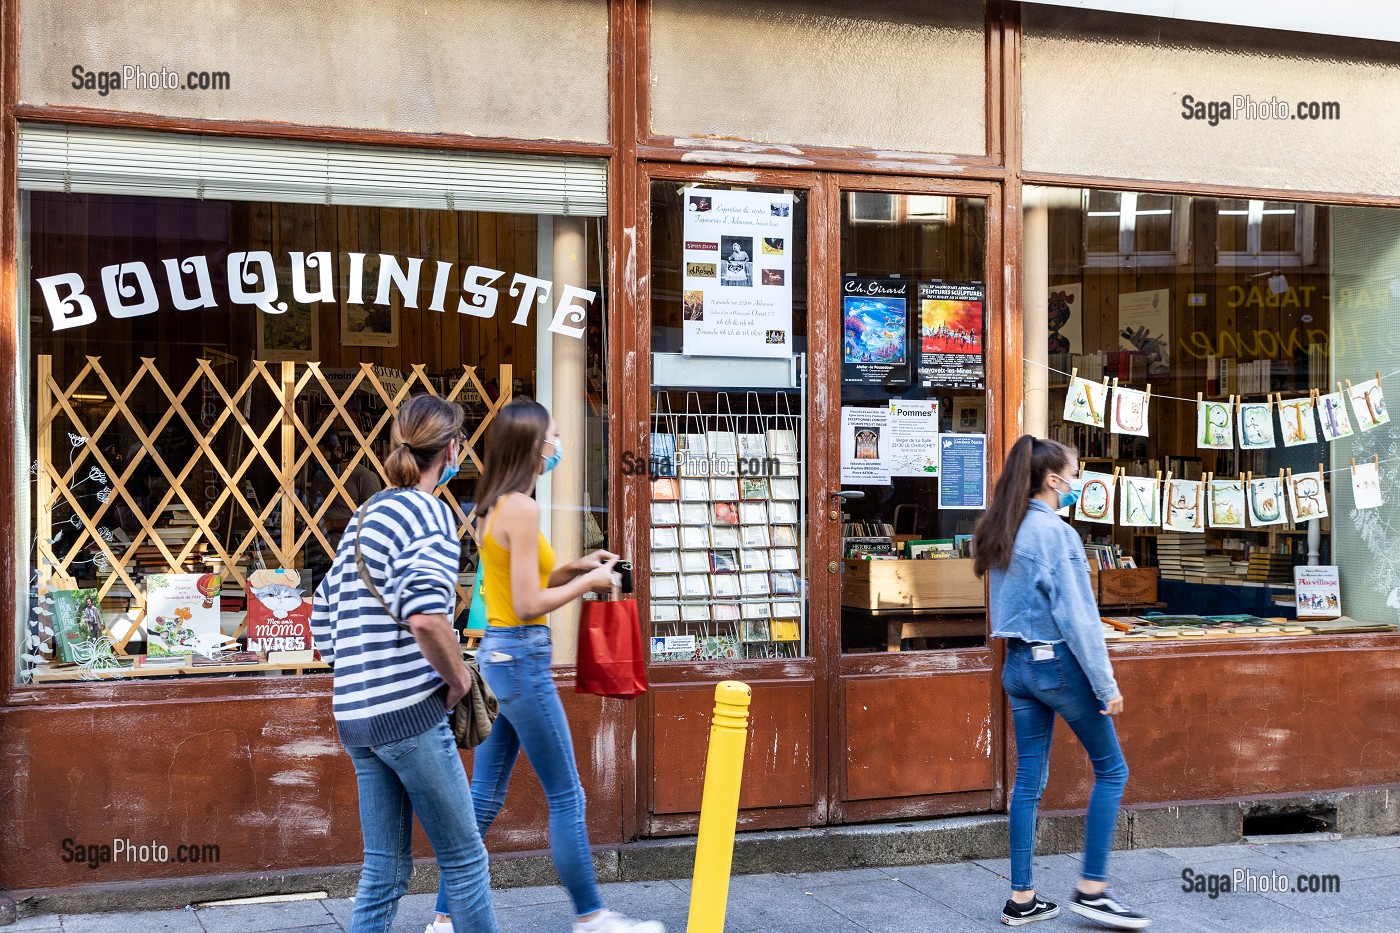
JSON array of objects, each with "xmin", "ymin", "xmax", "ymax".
[
  {"xmin": 542, "ymin": 438, "xmax": 563, "ymax": 473},
  {"xmin": 1055, "ymin": 475, "xmax": 1084, "ymax": 510},
  {"xmin": 436, "ymin": 442, "xmax": 459, "ymax": 487}
]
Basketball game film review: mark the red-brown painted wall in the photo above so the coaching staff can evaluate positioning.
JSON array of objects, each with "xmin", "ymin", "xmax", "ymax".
[{"xmin": 0, "ymin": 676, "xmax": 632, "ymax": 891}]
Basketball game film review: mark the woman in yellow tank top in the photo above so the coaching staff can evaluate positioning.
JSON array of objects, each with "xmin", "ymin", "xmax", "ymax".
[{"xmin": 430, "ymin": 398, "xmax": 665, "ymax": 933}]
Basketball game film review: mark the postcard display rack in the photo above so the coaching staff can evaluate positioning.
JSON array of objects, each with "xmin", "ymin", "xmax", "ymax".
[{"xmin": 648, "ymin": 368, "xmax": 808, "ymax": 662}]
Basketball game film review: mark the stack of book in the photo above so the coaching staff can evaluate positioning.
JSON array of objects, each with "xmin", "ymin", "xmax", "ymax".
[
  {"xmin": 1156, "ymin": 533, "xmax": 1206, "ymax": 580},
  {"xmin": 1183, "ymin": 553, "xmax": 1239, "ymax": 584},
  {"xmin": 1247, "ymin": 551, "xmax": 1296, "ymax": 585}
]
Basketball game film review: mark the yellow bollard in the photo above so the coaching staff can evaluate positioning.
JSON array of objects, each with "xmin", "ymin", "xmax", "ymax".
[{"xmin": 686, "ymin": 681, "xmax": 752, "ymax": 933}]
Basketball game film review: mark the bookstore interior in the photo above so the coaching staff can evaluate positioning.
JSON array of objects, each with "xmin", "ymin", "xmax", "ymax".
[
  {"xmin": 16, "ymin": 126, "xmax": 611, "ymax": 685},
  {"xmin": 1023, "ymin": 186, "xmax": 1399, "ymax": 644}
]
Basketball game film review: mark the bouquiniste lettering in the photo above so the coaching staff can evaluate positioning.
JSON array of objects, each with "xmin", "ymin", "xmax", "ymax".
[{"xmin": 36, "ymin": 250, "xmax": 595, "ymax": 339}]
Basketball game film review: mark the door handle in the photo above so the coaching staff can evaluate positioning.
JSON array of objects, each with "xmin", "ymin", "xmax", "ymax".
[{"xmin": 831, "ymin": 490, "xmax": 865, "ymax": 501}]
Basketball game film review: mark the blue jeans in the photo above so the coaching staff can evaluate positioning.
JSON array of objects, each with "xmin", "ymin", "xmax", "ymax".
[
  {"xmin": 435, "ymin": 624, "xmax": 604, "ymax": 918},
  {"xmin": 344, "ymin": 717, "xmax": 498, "ymax": 932},
  {"xmin": 1002, "ymin": 640, "xmax": 1129, "ymax": 892}
]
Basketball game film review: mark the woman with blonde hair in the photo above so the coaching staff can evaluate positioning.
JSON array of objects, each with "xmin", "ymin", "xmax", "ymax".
[
  {"xmin": 428, "ymin": 397, "xmax": 663, "ymax": 933},
  {"xmin": 311, "ymin": 393, "xmax": 498, "ymax": 933}
]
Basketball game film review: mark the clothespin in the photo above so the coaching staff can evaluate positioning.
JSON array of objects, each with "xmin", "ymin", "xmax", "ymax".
[
  {"xmin": 1346, "ymin": 378, "xmax": 1355, "ymax": 394},
  {"xmin": 1337, "ymin": 381, "xmax": 1345, "ymax": 399},
  {"xmin": 1351, "ymin": 457, "xmax": 1358, "ymax": 476},
  {"xmin": 1144, "ymin": 383, "xmax": 1153, "ymax": 402},
  {"xmin": 1071, "ymin": 367, "xmax": 1079, "ymax": 382},
  {"xmin": 1196, "ymin": 391, "xmax": 1204, "ymax": 408},
  {"xmin": 1310, "ymin": 387, "xmax": 1320, "ymax": 406},
  {"xmin": 1377, "ymin": 370, "xmax": 1384, "ymax": 388}
]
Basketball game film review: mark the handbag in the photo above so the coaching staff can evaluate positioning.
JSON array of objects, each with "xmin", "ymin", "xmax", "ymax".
[
  {"xmin": 353, "ymin": 508, "xmax": 498, "ymax": 749},
  {"xmin": 576, "ymin": 591, "xmax": 648, "ymax": 700}
]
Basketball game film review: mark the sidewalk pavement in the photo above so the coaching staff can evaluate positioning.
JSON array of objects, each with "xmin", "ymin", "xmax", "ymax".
[{"xmin": 10, "ymin": 834, "xmax": 1400, "ymax": 932}]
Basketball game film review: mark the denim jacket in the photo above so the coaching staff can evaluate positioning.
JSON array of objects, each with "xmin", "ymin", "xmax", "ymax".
[{"xmin": 989, "ymin": 499, "xmax": 1120, "ymax": 702}]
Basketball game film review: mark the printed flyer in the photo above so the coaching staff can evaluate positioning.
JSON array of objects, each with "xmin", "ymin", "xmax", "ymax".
[
  {"xmin": 918, "ymin": 281, "xmax": 985, "ymax": 389},
  {"xmin": 938, "ymin": 433, "xmax": 988, "ymax": 510},
  {"xmin": 840, "ymin": 406, "xmax": 891, "ymax": 485},
  {"xmin": 681, "ymin": 188, "xmax": 795, "ymax": 359},
  {"xmin": 842, "ymin": 276, "xmax": 911, "ymax": 385},
  {"xmin": 886, "ymin": 400, "xmax": 940, "ymax": 477}
]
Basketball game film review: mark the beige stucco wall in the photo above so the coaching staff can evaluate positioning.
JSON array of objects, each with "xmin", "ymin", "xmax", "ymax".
[
  {"xmin": 19, "ymin": 0, "xmax": 609, "ymax": 143},
  {"xmin": 1023, "ymin": 7, "xmax": 1400, "ymax": 195},
  {"xmin": 650, "ymin": 0, "xmax": 987, "ymax": 156}
]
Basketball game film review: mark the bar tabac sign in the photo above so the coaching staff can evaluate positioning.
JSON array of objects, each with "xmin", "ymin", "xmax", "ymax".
[{"xmin": 35, "ymin": 250, "xmax": 595, "ymax": 338}]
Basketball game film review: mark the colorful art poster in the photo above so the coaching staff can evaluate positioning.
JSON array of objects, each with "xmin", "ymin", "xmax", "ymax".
[
  {"xmin": 1208, "ymin": 479, "xmax": 1247, "ymax": 529},
  {"xmin": 681, "ymin": 188, "xmax": 794, "ymax": 359},
  {"xmin": 938, "ymin": 433, "xmax": 987, "ymax": 510},
  {"xmin": 918, "ymin": 281, "xmax": 985, "ymax": 389},
  {"xmin": 1063, "ymin": 376, "xmax": 1109, "ymax": 428},
  {"xmin": 1278, "ymin": 396, "xmax": 1319, "ymax": 447},
  {"xmin": 1197, "ymin": 398, "xmax": 1234, "ymax": 449},
  {"xmin": 1162, "ymin": 479, "xmax": 1204, "ymax": 532},
  {"xmin": 1295, "ymin": 565, "xmax": 1341, "ymax": 619},
  {"xmin": 247, "ymin": 569, "xmax": 314, "ymax": 653},
  {"xmin": 1247, "ymin": 476, "xmax": 1288, "ymax": 527},
  {"xmin": 1074, "ymin": 471, "xmax": 1116, "ymax": 524},
  {"xmin": 50, "ymin": 587, "xmax": 105, "ymax": 664},
  {"xmin": 1119, "ymin": 476, "xmax": 1160, "ymax": 527},
  {"xmin": 1287, "ymin": 471, "xmax": 1329, "ymax": 522},
  {"xmin": 1109, "ymin": 386, "xmax": 1150, "ymax": 436},
  {"xmin": 144, "ymin": 573, "xmax": 222, "ymax": 656},
  {"xmin": 842, "ymin": 277, "xmax": 911, "ymax": 385},
  {"xmin": 1353, "ymin": 460, "xmax": 1384, "ymax": 510},
  {"xmin": 1237, "ymin": 402, "xmax": 1276, "ymax": 450},
  {"xmin": 1349, "ymin": 379, "xmax": 1391, "ymax": 431},
  {"xmin": 1048, "ymin": 283, "xmax": 1082, "ymax": 355},
  {"xmin": 1317, "ymin": 391, "xmax": 1355, "ymax": 442},
  {"xmin": 1118, "ymin": 288, "xmax": 1171, "ymax": 376},
  {"xmin": 840, "ymin": 406, "xmax": 890, "ymax": 485},
  {"xmin": 886, "ymin": 400, "xmax": 940, "ymax": 477}
]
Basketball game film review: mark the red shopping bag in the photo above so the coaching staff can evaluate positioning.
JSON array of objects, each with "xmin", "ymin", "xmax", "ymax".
[{"xmin": 576, "ymin": 597, "xmax": 648, "ymax": 699}]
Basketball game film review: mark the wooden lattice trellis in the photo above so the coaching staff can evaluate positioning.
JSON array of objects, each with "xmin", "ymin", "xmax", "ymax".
[{"xmin": 34, "ymin": 355, "xmax": 512, "ymax": 655}]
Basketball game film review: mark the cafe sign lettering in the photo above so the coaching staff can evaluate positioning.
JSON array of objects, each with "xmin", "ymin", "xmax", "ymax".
[{"xmin": 35, "ymin": 250, "xmax": 595, "ymax": 338}]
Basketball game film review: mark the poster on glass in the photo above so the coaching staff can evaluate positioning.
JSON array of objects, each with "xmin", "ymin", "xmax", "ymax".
[
  {"xmin": 842, "ymin": 276, "xmax": 911, "ymax": 386},
  {"xmin": 918, "ymin": 281, "xmax": 985, "ymax": 389}
]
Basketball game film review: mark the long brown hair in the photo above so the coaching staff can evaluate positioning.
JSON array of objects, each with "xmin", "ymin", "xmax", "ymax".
[
  {"xmin": 473, "ymin": 397, "xmax": 551, "ymax": 525},
  {"xmin": 972, "ymin": 435, "xmax": 1075, "ymax": 577},
  {"xmin": 383, "ymin": 394, "xmax": 465, "ymax": 488}
]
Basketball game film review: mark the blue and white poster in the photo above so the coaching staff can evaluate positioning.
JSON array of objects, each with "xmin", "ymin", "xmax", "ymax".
[{"xmin": 938, "ymin": 433, "xmax": 987, "ymax": 510}]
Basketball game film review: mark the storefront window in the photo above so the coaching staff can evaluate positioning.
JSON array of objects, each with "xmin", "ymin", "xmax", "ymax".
[
  {"xmin": 646, "ymin": 180, "xmax": 810, "ymax": 662},
  {"xmin": 838, "ymin": 190, "xmax": 990, "ymax": 653},
  {"xmin": 15, "ymin": 126, "xmax": 610, "ymax": 684},
  {"xmin": 1024, "ymin": 185, "xmax": 1399, "ymax": 641}
]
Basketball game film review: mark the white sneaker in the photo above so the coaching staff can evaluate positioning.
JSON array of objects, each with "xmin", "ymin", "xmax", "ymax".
[
  {"xmin": 573, "ymin": 909, "xmax": 666, "ymax": 933},
  {"xmin": 424, "ymin": 921, "xmax": 453, "ymax": 933}
]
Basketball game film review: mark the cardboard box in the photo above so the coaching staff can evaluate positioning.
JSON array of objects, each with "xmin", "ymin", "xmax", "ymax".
[
  {"xmin": 1090, "ymin": 567, "xmax": 1159, "ymax": 606},
  {"xmin": 842, "ymin": 558, "xmax": 985, "ymax": 611}
]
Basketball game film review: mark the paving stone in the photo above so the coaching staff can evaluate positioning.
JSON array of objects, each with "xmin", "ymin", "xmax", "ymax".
[
  {"xmin": 774, "ymin": 867, "xmax": 894, "ymax": 890},
  {"xmin": 721, "ymin": 874, "xmax": 868, "ymax": 933},
  {"xmin": 489, "ymin": 884, "xmax": 572, "ymax": 910},
  {"xmin": 58, "ymin": 909, "xmax": 206, "ymax": 933},
  {"xmin": 1259, "ymin": 870, "xmax": 1400, "ymax": 919},
  {"xmin": 3, "ymin": 918, "xmax": 63, "ymax": 932},
  {"xmin": 810, "ymin": 877, "xmax": 984, "ymax": 932},
  {"xmin": 195, "ymin": 900, "xmax": 336, "ymax": 933},
  {"xmin": 1107, "ymin": 847, "xmax": 1204, "ymax": 883}
]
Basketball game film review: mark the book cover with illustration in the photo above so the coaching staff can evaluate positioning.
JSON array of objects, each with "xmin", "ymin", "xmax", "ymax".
[
  {"xmin": 50, "ymin": 587, "xmax": 106, "ymax": 663},
  {"xmin": 246, "ymin": 568, "xmax": 314, "ymax": 653},
  {"xmin": 144, "ymin": 573, "xmax": 222, "ymax": 655}
]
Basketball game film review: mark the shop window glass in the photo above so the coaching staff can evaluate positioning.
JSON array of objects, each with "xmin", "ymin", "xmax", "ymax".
[
  {"xmin": 646, "ymin": 180, "xmax": 811, "ymax": 662},
  {"xmin": 15, "ymin": 128, "xmax": 610, "ymax": 685},
  {"xmin": 839, "ymin": 191, "xmax": 990, "ymax": 653},
  {"xmin": 1024, "ymin": 186, "xmax": 1400, "ymax": 643}
]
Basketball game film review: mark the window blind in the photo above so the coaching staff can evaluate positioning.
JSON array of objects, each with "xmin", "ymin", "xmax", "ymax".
[{"xmin": 17, "ymin": 123, "xmax": 608, "ymax": 217}]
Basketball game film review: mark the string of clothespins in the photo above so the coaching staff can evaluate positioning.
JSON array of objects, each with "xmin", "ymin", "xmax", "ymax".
[{"xmin": 1023, "ymin": 358, "xmax": 1400, "ymax": 406}]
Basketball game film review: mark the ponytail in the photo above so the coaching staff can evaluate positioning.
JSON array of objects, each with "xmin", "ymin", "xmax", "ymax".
[
  {"xmin": 972, "ymin": 435, "xmax": 1074, "ymax": 576},
  {"xmin": 383, "ymin": 394, "xmax": 465, "ymax": 488}
]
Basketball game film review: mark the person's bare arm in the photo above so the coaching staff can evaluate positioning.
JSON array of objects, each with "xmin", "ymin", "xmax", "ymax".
[{"xmin": 498, "ymin": 496, "xmax": 616, "ymax": 620}]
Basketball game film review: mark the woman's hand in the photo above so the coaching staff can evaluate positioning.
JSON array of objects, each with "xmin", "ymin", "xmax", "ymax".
[
  {"xmin": 583, "ymin": 557, "xmax": 620, "ymax": 595},
  {"xmin": 1101, "ymin": 694, "xmax": 1124, "ymax": 716},
  {"xmin": 572, "ymin": 549, "xmax": 620, "ymax": 573}
]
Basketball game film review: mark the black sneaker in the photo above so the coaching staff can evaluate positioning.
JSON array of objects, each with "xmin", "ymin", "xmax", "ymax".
[
  {"xmin": 1001, "ymin": 896, "xmax": 1060, "ymax": 925},
  {"xmin": 1068, "ymin": 889, "xmax": 1151, "ymax": 929}
]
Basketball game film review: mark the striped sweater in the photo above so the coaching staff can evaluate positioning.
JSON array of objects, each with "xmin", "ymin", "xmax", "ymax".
[{"xmin": 311, "ymin": 487, "xmax": 461, "ymax": 747}]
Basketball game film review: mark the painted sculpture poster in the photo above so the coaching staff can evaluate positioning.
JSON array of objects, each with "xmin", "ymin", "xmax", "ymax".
[{"xmin": 918, "ymin": 281, "xmax": 985, "ymax": 389}]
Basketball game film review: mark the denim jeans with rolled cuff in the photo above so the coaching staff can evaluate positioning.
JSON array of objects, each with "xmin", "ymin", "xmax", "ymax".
[
  {"xmin": 1001, "ymin": 639, "xmax": 1129, "ymax": 893},
  {"xmin": 344, "ymin": 717, "xmax": 498, "ymax": 933},
  {"xmin": 435, "ymin": 623, "xmax": 604, "ymax": 919}
]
